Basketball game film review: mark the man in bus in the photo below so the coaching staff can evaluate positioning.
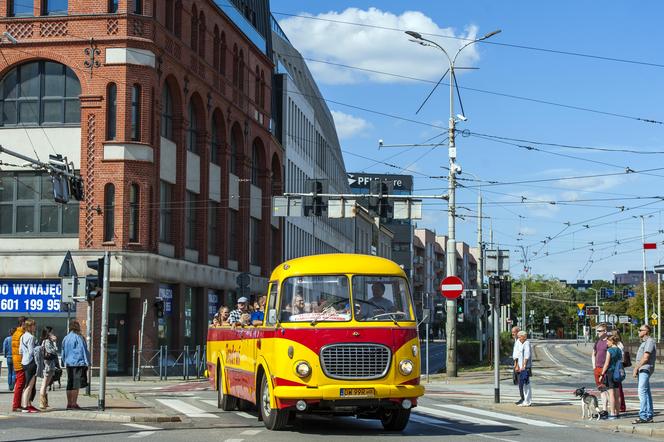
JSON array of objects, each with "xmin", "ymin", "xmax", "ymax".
[
  {"xmin": 229, "ymin": 297, "xmax": 250, "ymax": 326},
  {"xmin": 363, "ymin": 282, "xmax": 395, "ymax": 318}
]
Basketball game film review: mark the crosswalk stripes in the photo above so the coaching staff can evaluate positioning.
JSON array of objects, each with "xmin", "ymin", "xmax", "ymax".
[
  {"xmin": 156, "ymin": 398, "xmax": 220, "ymax": 418},
  {"xmin": 433, "ymin": 404, "xmax": 566, "ymax": 427},
  {"xmin": 416, "ymin": 405, "xmax": 512, "ymax": 427},
  {"xmin": 124, "ymin": 423, "xmax": 161, "ymax": 439}
]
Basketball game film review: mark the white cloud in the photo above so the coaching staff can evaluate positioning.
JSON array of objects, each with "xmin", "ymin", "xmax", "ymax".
[
  {"xmin": 519, "ymin": 226, "xmax": 537, "ymax": 236},
  {"xmin": 331, "ymin": 110, "xmax": 372, "ymax": 139},
  {"xmin": 278, "ymin": 8, "xmax": 482, "ymax": 84}
]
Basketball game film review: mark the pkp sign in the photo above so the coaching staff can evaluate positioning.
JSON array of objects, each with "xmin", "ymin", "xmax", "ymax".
[{"xmin": 440, "ymin": 276, "xmax": 464, "ymax": 300}]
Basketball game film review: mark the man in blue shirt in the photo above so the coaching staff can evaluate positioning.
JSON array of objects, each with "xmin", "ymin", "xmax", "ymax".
[
  {"xmin": 251, "ymin": 295, "xmax": 267, "ymax": 325},
  {"xmin": 3, "ymin": 328, "xmax": 16, "ymax": 391}
]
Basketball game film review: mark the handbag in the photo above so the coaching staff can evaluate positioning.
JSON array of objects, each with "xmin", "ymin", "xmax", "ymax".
[{"xmin": 623, "ymin": 351, "xmax": 632, "ymax": 368}]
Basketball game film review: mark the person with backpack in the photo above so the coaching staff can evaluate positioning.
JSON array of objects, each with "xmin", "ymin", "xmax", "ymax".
[{"xmin": 600, "ymin": 335, "xmax": 624, "ymax": 420}]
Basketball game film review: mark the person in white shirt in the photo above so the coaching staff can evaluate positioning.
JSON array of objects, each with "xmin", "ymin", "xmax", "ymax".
[
  {"xmin": 19, "ymin": 319, "xmax": 38, "ymax": 413},
  {"xmin": 516, "ymin": 331, "xmax": 532, "ymax": 407},
  {"xmin": 511, "ymin": 326, "xmax": 523, "ymax": 404}
]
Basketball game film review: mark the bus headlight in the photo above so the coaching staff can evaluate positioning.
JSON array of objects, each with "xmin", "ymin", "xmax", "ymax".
[
  {"xmin": 399, "ymin": 359, "xmax": 414, "ymax": 376},
  {"xmin": 295, "ymin": 361, "xmax": 312, "ymax": 377}
]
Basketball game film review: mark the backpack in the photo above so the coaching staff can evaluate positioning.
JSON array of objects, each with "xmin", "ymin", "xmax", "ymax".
[{"xmin": 613, "ymin": 350, "xmax": 626, "ymax": 383}]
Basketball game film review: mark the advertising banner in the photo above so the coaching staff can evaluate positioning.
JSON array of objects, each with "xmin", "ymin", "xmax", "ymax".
[{"xmin": 0, "ymin": 280, "xmax": 62, "ymax": 313}]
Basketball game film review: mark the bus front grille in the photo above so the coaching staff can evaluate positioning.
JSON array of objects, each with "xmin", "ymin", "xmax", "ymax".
[{"xmin": 320, "ymin": 343, "xmax": 391, "ymax": 380}]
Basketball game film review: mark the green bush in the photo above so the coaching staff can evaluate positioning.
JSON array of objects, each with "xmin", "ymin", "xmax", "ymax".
[
  {"xmin": 457, "ymin": 340, "xmax": 480, "ymax": 366},
  {"xmin": 500, "ymin": 331, "xmax": 514, "ymax": 358}
]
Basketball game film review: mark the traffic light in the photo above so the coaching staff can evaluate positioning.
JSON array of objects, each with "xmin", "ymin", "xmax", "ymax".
[
  {"xmin": 70, "ymin": 176, "xmax": 84, "ymax": 201},
  {"xmin": 489, "ymin": 277, "xmax": 500, "ymax": 306},
  {"xmin": 456, "ymin": 298, "xmax": 464, "ymax": 314},
  {"xmin": 49, "ymin": 154, "xmax": 70, "ymax": 204},
  {"xmin": 368, "ymin": 180, "xmax": 394, "ymax": 219},
  {"xmin": 434, "ymin": 302, "xmax": 444, "ymax": 321},
  {"xmin": 154, "ymin": 299, "xmax": 165, "ymax": 318},
  {"xmin": 85, "ymin": 257, "xmax": 104, "ymax": 301},
  {"xmin": 500, "ymin": 278, "xmax": 512, "ymax": 306},
  {"xmin": 303, "ymin": 179, "xmax": 328, "ymax": 217},
  {"xmin": 586, "ymin": 306, "xmax": 599, "ymax": 315},
  {"xmin": 600, "ymin": 287, "xmax": 607, "ymax": 299},
  {"xmin": 621, "ymin": 288, "xmax": 628, "ymax": 300}
]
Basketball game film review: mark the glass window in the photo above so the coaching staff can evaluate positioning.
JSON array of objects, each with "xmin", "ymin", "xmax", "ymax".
[
  {"xmin": 62, "ymin": 203, "xmax": 78, "ymax": 234},
  {"xmin": 185, "ymin": 191, "xmax": 196, "ymax": 249},
  {"xmin": 251, "ymin": 141, "xmax": 260, "ymax": 185},
  {"xmin": 208, "ymin": 202, "xmax": 218, "ymax": 255},
  {"xmin": 352, "ymin": 276, "xmax": 414, "ymax": 322},
  {"xmin": 160, "ymin": 86, "xmax": 173, "ymax": 140},
  {"xmin": 250, "ymin": 217, "xmax": 259, "ymax": 266},
  {"xmin": 0, "ymin": 205, "xmax": 12, "ymax": 234},
  {"xmin": 16, "ymin": 206, "xmax": 34, "ymax": 233},
  {"xmin": 40, "ymin": 205, "xmax": 59, "ymax": 233},
  {"xmin": 134, "ymin": 0, "xmax": 142, "ymax": 14},
  {"xmin": 228, "ymin": 209, "xmax": 237, "ymax": 260},
  {"xmin": 106, "ymin": 83, "xmax": 117, "ymax": 139},
  {"xmin": 129, "ymin": 184, "xmax": 139, "ymax": 242},
  {"xmin": 108, "ymin": 0, "xmax": 119, "ymax": 13},
  {"xmin": 280, "ymin": 275, "xmax": 351, "ymax": 323},
  {"xmin": 229, "ymin": 130, "xmax": 238, "ymax": 175},
  {"xmin": 159, "ymin": 181, "xmax": 172, "ymax": 243},
  {"xmin": 10, "ymin": 1, "xmax": 34, "ymax": 16},
  {"xmin": 16, "ymin": 175, "xmax": 37, "ymax": 200},
  {"xmin": 43, "ymin": 0, "xmax": 68, "ymax": 15},
  {"xmin": 190, "ymin": 5, "xmax": 198, "ymax": 52},
  {"xmin": 210, "ymin": 118, "xmax": 221, "ymax": 164},
  {"xmin": 0, "ymin": 175, "xmax": 15, "ymax": 202},
  {"xmin": 104, "ymin": 183, "xmax": 115, "ymax": 242},
  {"xmin": 174, "ymin": 0, "xmax": 182, "ymax": 37},
  {"xmin": 265, "ymin": 283, "xmax": 278, "ymax": 326},
  {"xmin": 186, "ymin": 101, "xmax": 198, "ymax": 153},
  {"xmin": 131, "ymin": 84, "xmax": 141, "ymax": 141}
]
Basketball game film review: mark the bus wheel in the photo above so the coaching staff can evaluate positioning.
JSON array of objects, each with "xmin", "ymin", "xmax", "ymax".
[
  {"xmin": 380, "ymin": 408, "xmax": 411, "ymax": 431},
  {"xmin": 259, "ymin": 375, "xmax": 289, "ymax": 430},
  {"xmin": 216, "ymin": 363, "xmax": 237, "ymax": 411}
]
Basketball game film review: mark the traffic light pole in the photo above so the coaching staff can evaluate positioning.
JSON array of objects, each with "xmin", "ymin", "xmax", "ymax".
[
  {"xmin": 98, "ymin": 251, "xmax": 110, "ymax": 411},
  {"xmin": 86, "ymin": 300, "xmax": 92, "ymax": 396}
]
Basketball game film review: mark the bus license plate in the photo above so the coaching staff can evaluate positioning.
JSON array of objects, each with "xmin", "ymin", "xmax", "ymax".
[{"xmin": 340, "ymin": 388, "xmax": 375, "ymax": 397}]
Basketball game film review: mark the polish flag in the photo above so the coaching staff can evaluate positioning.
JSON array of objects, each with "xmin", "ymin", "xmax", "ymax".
[{"xmin": 643, "ymin": 243, "xmax": 657, "ymax": 250}]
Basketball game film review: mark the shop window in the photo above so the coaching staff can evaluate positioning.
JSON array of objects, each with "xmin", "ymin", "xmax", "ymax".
[
  {"xmin": 0, "ymin": 60, "xmax": 80, "ymax": 126},
  {"xmin": 0, "ymin": 172, "xmax": 79, "ymax": 236},
  {"xmin": 129, "ymin": 183, "xmax": 139, "ymax": 242},
  {"xmin": 185, "ymin": 191, "xmax": 196, "ymax": 249},
  {"xmin": 9, "ymin": 0, "xmax": 34, "ymax": 16},
  {"xmin": 131, "ymin": 84, "xmax": 141, "ymax": 141},
  {"xmin": 160, "ymin": 86, "xmax": 173, "ymax": 140},
  {"xmin": 106, "ymin": 83, "xmax": 117, "ymax": 140},
  {"xmin": 103, "ymin": 183, "xmax": 115, "ymax": 242},
  {"xmin": 208, "ymin": 202, "xmax": 218, "ymax": 255},
  {"xmin": 159, "ymin": 181, "xmax": 172, "ymax": 243},
  {"xmin": 42, "ymin": 0, "xmax": 68, "ymax": 15}
]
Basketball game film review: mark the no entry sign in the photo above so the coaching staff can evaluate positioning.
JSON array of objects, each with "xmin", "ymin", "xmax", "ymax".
[{"xmin": 440, "ymin": 276, "xmax": 464, "ymax": 300}]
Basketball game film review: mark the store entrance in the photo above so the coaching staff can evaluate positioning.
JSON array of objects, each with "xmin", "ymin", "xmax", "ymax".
[{"xmin": 108, "ymin": 293, "xmax": 129, "ymax": 375}]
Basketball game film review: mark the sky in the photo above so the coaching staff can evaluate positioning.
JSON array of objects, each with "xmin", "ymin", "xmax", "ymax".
[{"xmin": 270, "ymin": 1, "xmax": 664, "ymax": 281}]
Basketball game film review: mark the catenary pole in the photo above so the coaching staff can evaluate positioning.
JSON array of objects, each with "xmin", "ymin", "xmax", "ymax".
[
  {"xmin": 641, "ymin": 216, "xmax": 649, "ymax": 325},
  {"xmin": 477, "ymin": 192, "xmax": 483, "ymax": 361}
]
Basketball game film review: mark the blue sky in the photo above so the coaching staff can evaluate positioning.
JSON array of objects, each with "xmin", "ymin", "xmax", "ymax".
[{"xmin": 271, "ymin": 1, "xmax": 664, "ymax": 281}]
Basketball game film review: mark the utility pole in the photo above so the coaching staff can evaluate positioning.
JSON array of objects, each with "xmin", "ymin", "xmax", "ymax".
[
  {"xmin": 640, "ymin": 216, "xmax": 649, "ymax": 324},
  {"xmin": 98, "ymin": 251, "xmax": 110, "ymax": 411},
  {"xmin": 522, "ymin": 279, "xmax": 526, "ymax": 332},
  {"xmin": 477, "ymin": 192, "xmax": 484, "ymax": 361},
  {"xmin": 658, "ymin": 274, "xmax": 661, "ymax": 342}
]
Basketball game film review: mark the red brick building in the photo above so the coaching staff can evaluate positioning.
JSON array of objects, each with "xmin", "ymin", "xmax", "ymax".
[{"xmin": 0, "ymin": 0, "xmax": 281, "ymax": 374}]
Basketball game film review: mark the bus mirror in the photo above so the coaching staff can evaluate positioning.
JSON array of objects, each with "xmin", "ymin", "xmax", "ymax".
[{"xmin": 268, "ymin": 309, "xmax": 277, "ymax": 324}]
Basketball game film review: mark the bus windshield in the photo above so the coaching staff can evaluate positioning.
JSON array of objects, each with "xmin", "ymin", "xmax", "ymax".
[
  {"xmin": 280, "ymin": 275, "xmax": 352, "ymax": 323},
  {"xmin": 352, "ymin": 276, "xmax": 414, "ymax": 322}
]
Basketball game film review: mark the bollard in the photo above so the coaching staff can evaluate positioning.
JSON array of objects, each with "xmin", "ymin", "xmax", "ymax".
[
  {"xmin": 159, "ymin": 346, "xmax": 163, "ymax": 381},
  {"xmin": 132, "ymin": 345, "xmax": 136, "ymax": 382},
  {"xmin": 195, "ymin": 345, "xmax": 200, "ymax": 379}
]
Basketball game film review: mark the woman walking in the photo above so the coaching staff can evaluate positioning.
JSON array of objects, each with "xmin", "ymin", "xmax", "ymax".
[
  {"xmin": 19, "ymin": 319, "xmax": 39, "ymax": 413},
  {"xmin": 601, "ymin": 335, "xmax": 623, "ymax": 420},
  {"xmin": 61, "ymin": 320, "xmax": 90, "ymax": 410},
  {"xmin": 38, "ymin": 327, "xmax": 58, "ymax": 409}
]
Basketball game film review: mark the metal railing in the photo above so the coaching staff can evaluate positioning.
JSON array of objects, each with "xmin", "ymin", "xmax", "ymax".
[{"xmin": 132, "ymin": 345, "xmax": 207, "ymax": 381}]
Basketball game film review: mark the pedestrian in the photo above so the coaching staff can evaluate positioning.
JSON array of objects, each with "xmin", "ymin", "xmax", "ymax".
[
  {"xmin": 516, "ymin": 331, "xmax": 532, "ymax": 407},
  {"xmin": 611, "ymin": 329, "xmax": 627, "ymax": 413},
  {"xmin": 591, "ymin": 323, "xmax": 609, "ymax": 417},
  {"xmin": 19, "ymin": 319, "xmax": 39, "ymax": 413},
  {"xmin": 3, "ymin": 328, "xmax": 16, "ymax": 392},
  {"xmin": 511, "ymin": 326, "xmax": 522, "ymax": 404},
  {"xmin": 11, "ymin": 316, "xmax": 26, "ymax": 412},
  {"xmin": 600, "ymin": 335, "xmax": 622, "ymax": 420},
  {"xmin": 61, "ymin": 320, "xmax": 90, "ymax": 410},
  {"xmin": 38, "ymin": 327, "xmax": 58, "ymax": 409},
  {"xmin": 632, "ymin": 324, "xmax": 656, "ymax": 424}
]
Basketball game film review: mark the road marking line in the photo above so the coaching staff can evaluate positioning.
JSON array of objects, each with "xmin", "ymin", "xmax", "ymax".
[
  {"xmin": 224, "ymin": 439, "xmax": 244, "ymax": 442},
  {"xmin": 416, "ymin": 405, "xmax": 509, "ymax": 427},
  {"xmin": 129, "ymin": 432, "xmax": 155, "ymax": 439},
  {"xmin": 235, "ymin": 411, "xmax": 255, "ymax": 419},
  {"xmin": 434, "ymin": 404, "xmax": 566, "ymax": 427},
  {"xmin": 410, "ymin": 415, "xmax": 519, "ymax": 442},
  {"xmin": 240, "ymin": 429, "xmax": 262, "ymax": 435},
  {"xmin": 201, "ymin": 399, "xmax": 219, "ymax": 407},
  {"xmin": 124, "ymin": 423, "xmax": 160, "ymax": 439},
  {"xmin": 156, "ymin": 399, "xmax": 219, "ymax": 418}
]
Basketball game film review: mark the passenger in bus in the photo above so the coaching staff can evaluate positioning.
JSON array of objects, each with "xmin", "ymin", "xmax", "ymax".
[
  {"xmin": 212, "ymin": 306, "xmax": 231, "ymax": 327},
  {"xmin": 251, "ymin": 295, "xmax": 266, "ymax": 325},
  {"xmin": 292, "ymin": 294, "xmax": 306, "ymax": 315},
  {"xmin": 364, "ymin": 282, "xmax": 395, "ymax": 317},
  {"xmin": 229, "ymin": 297, "xmax": 250, "ymax": 326}
]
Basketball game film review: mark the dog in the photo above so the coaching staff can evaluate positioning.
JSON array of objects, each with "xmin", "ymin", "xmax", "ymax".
[{"xmin": 574, "ymin": 387, "xmax": 600, "ymax": 420}]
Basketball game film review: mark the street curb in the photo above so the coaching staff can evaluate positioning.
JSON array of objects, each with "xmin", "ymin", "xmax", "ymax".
[
  {"xmin": 16, "ymin": 410, "xmax": 182, "ymax": 423},
  {"xmin": 615, "ymin": 424, "xmax": 664, "ymax": 438}
]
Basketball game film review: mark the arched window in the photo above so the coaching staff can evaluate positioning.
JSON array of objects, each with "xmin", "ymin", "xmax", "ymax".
[
  {"xmin": 129, "ymin": 183, "xmax": 139, "ymax": 242},
  {"xmin": 106, "ymin": 83, "xmax": 116, "ymax": 140},
  {"xmin": 254, "ymin": 65, "xmax": 260, "ymax": 103},
  {"xmin": 103, "ymin": 183, "xmax": 115, "ymax": 242},
  {"xmin": 186, "ymin": 101, "xmax": 199, "ymax": 153},
  {"xmin": 164, "ymin": 0, "xmax": 173, "ymax": 30},
  {"xmin": 260, "ymin": 70, "xmax": 266, "ymax": 108},
  {"xmin": 220, "ymin": 32, "xmax": 227, "ymax": 75},
  {"xmin": 238, "ymin": 50, "xmax": 245, "ymax": 91},
  {"xmin": 198, "ymin": 12, "xmax": 206, "ymax": 58},
  {"xmin": 232, "ymin": 44, "xmax": 238, "ymax": 86},
  {"xmin": 251, "ymin": 141, "xmax": 260, "ymax": 186},
  {"xmin": 210, "ymin": 115, "xmax": 222, "ymax": 165},
  {"xmin": 0, "ymin": 60, "xmax": 80, "ymax": 126},
  {"xmin": 160, "ymin": 86, "xmax": 173, "ymax": 140},
  {"xmin": 190, "ymin": 5, "xmax": 198, "ymax": 53},
  {"xmin": 213, "ymin": 26, "xmax": 220, "ymax": 70},
  {"xmin": 229, "ymin": 130, "xmax": 238, "ymax": 175},
  {"xmin": 131, "ymin": 84, "xmax": 141, "ymax": 141},
  {"xmin": 174, "ymin": 0, "xmax": 182, "ymax": 37}
]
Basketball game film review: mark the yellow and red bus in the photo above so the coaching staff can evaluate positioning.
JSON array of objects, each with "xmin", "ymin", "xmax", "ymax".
[{"xmin": 206, "ymin": 254, "xmax": 424, "ymax": 431}]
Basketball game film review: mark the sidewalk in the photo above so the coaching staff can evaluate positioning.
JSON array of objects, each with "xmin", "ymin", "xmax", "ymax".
[{"xmin": 0, "ymin": 376, "xmax": 187, "ymax": 423}]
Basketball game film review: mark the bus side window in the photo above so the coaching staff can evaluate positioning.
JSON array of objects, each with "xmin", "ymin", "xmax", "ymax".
[{"xmin": 266, "ymin": 282, "xmax": 279, "ymax": 326}]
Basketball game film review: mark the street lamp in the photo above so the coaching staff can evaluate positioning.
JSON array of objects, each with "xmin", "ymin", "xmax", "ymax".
[{"xmin": 405, "ymin": 29, "xmax": 501, "ymax": 378}]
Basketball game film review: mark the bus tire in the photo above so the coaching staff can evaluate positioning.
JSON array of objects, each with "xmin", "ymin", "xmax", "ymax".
[
  {"xmin": 380, "ymin": 408, "xmax": 411, "ymax": 431},
  {"xmin": 216, "ymin": 363, "xmax": 237, "ymax": 411},
  {"xmin": 259, "ymin": 375, "xmax": 289, "ymax": 430}
]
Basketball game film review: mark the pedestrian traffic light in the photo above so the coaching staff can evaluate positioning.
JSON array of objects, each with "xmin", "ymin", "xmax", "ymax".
[
  {"xmin": 69, "ymin": 176, "xmax": 84, "ymax": 201},
  {"xmin": 456, "ymin": 298, "xmax": 464, "ymax": 314},
  {"xmin": 154, "ymin": 299, "xmax": 165, "ymax": 318},
  {"xmin": 85, "ymin": 257, "xmax": 104, "ymax": 301},
  {"xmin": 303, "ymin": 179, "xmax": 328, "ymax": 217}
]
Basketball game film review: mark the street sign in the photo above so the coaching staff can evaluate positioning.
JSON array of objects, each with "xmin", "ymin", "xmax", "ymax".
[
  {"xmin": 577, "ymin": 309, "xmax": 585, "ymax": 317},
  {"xmin": 544, "ymin": 316, "xmax": 550, "ymax": 324},
  {"xmin": 440, "ymin": 276, "xmax": 464, "ymax": 300},
  {"xmin": 628, "ymin": 290, "xmax": 635, "ymax": 298},
  {"xmin": 653, "ymin": 319, "xmax": 659, "ymax": 326},
  {"xmin": 608, "ymin": 314, "xmax": 617, "ymax": 324},
  {"xmin": 58, "ymin": 251, "xmax": 78, "ymax": 278},
  {"xmin": 577, "ymin": 303, "xmax": 585, "ymax": 310},
  {"xmin": 586, "ymin": 305, "xmax": 599, "ymax": 315},
  {"xmin": 651, "ymin": 313, "xmax": 658, "ymax": 320},
  {"xmin": 236, "ymin": 272, "xmax": 251, "ymax": 288},
  {"xmin": 618, "ymin": 315, "xmax": 630, "ymax": 324},
  {"xmin": 632, "ymin": 318, "xmax": 639, "ymax": 325}
]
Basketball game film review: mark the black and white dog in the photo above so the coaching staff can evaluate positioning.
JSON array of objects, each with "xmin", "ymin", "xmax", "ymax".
[{"xmin": 574, "ymin": 387, "xmax": 600, "ymax": 420}]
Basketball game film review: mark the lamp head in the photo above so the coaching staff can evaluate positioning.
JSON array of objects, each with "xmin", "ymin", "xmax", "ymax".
[
  {"xmin": 405, "ymin": 30, "xmax": 423, "ymax": 40},
  {"xmin": 481, "ymin": 29, "xmax": 502, "ymax": 40},
  {"xmin": 456, "ymin": 114, "xmax": 468, "ymax": 122}
]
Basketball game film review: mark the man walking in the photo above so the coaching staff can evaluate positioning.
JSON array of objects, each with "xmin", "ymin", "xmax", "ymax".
[
  {"xmin": 632, "ymin": 324, "xmax": 656, "ymax": 424},
  {"xmin": 3, "ymin": 328, "xmax": 16, "ymax": 391},
  {"xmin": 516, "ymin": 331, "xmax": 532, "ymax": 406},
  {"xmin": 11, "ymin": 317, "xmax": 26, "ymax": 412},
  {"xmin": 511, "ymin": 326, "xmax": 522, "ymax": 404},
  {"xmin": 592, "ymin": 323, "xmax": 609, "ymax": 417}
]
